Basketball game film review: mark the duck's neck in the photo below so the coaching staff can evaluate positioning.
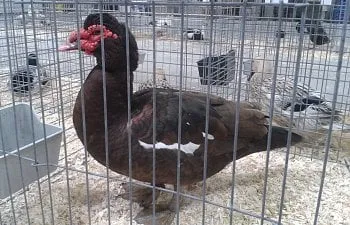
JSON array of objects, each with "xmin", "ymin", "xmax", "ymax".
[{"xmin": 73, "ymin": 67, "xmax": 134, "ymax": 137}]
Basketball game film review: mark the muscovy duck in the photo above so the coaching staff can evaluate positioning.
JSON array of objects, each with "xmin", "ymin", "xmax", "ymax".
[
  {"xmin": 247, "ymin": 58, "xmax": 350, "ymax": 133},
  {"xmin": 59, "ymin": 13, "xmax": 303, "ymax": 224}
]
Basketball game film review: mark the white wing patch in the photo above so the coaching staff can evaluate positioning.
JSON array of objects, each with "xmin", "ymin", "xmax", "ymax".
[
  {"xmin": 138, "ymin": 140, "xmax": 200, "ymax": 155},
  {"xmin": 265, "ymin": 93, "xmax": 272, "ymax": 100},
  {"xmin": 201, "ymin": 132, "xmax": 215, "ymax": 140}
]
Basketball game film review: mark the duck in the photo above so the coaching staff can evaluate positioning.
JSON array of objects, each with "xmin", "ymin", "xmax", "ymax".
[
  {"xmin": 59, "ymin": 13, "xmax": 303, "ymax": 224},
  {"xmin": 184, "ymin": 28, "xmax": 204, "ymax": 40},
  {"xmin": 137, "ymin": 68, "xmax": 170, "ymax": 91},
  {"xmin": 247, "ymin": 58, "xmax": 350, "ymax": 136},
  {"xmin": 148, "ymin": 19, "xmax": 171, "ymax": 37},
  {"xmin": 10, "ymin": 53, "xmax": 50, "ymax": 94},
  {"xmin": 296, "ymin": 20, "xmax": 331, "ymax": 46}
]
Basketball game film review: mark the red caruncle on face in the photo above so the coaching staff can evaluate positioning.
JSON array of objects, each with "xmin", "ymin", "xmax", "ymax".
[{"xmin": 68, "ymin": 25, "xmax": 118, "ymax": 54}]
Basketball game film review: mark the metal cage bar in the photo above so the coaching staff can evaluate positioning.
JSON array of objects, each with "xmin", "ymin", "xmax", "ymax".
[{"xmin": 0, "ymin": 0, "xmax": 350, "ymax": 224}]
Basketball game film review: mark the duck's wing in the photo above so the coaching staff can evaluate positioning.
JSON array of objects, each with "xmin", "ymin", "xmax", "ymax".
[
  {"xmin": 280, "ymin": 82, "xmax": 342, "ymax": 115},
  {"xmin": 131, "ymin": 88, "xmax": 273, "ymax": 156},
  {"xmin": 250, "ymin": 77, "xmax": 291, "ymax": 111}
]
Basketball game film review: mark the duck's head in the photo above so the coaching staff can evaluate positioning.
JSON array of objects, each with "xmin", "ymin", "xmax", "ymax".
[
  {"xmin": 59, "ymin": 13, "xmax": 139, "ymax": 72},
  {"xmin": 247, "ymin": 58, "xmax": 274, "ymax": 82}
]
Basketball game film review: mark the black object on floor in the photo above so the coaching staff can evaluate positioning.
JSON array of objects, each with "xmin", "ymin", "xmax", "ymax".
[{"xmin": 197, "ymin": 50, "xmax": 235, "ymax": 86}]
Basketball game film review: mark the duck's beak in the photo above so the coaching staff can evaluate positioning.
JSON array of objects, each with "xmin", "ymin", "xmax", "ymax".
[
  {"xmin": 58, "ymin": 42, "xmax": 79, "ymax": 52},
  {"xmin": 247, "ymin": 72, "xmax": 255, "ymax": 81}
]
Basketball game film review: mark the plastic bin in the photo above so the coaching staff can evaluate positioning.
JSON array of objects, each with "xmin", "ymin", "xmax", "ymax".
[
  {"xmin": 197, "ymin": 50, "xmax": 235, "ymax": 86},
  {"xmin": 0, "ymin": 103, "xmax": 62, "ymax": 199}
]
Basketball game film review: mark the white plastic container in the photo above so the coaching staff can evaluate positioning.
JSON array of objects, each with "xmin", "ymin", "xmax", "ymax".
[{"xmin": 0, "ymin": 103, "xmax": 62, "ymax": 199}]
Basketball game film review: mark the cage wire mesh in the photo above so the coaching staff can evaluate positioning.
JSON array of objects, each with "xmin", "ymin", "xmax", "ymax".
[{"xmin": 0, "ymin": 0, "xmax": 350, "ymax": 224}]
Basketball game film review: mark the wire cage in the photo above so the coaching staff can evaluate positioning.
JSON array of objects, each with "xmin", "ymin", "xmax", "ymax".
[{"xmin": 0, "ymin": 0, "xmax": 350, "ymax": 224}]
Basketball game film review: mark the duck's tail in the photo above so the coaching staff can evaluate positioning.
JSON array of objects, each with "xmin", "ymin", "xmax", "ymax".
[
  {"xmin": 236, "ymin": 126, "xmax": 304, "ymax": 160},
  {"xmin": 266, "ymin": 126, "xmax": 304, "ymax": 149},
  {"xmin": 322, "ymin": 122, "xmax": 350, "ymax": 132}
]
